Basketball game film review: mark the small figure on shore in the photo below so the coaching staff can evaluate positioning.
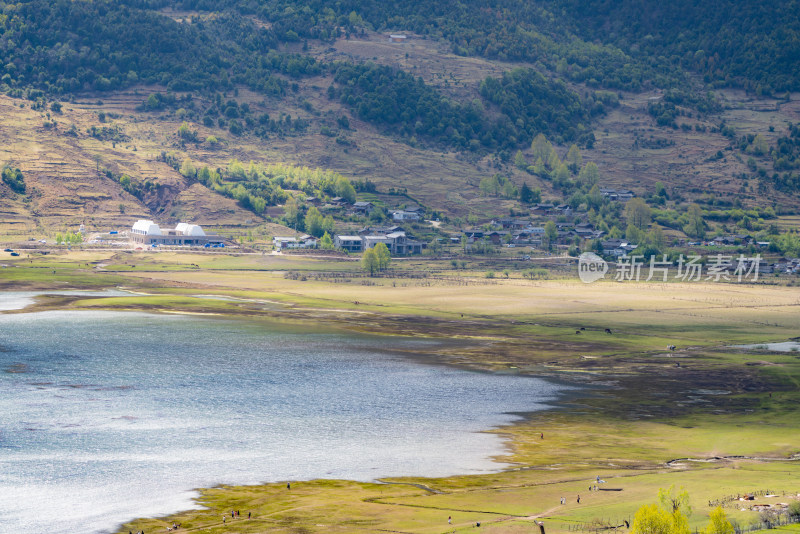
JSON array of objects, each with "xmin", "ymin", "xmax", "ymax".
[
  {"xmin": 577, "ymin": 495, "xmax": 581, "ymax": 504},
  {"xmin": 222, "ymin": 516, "xmax": 226, "ymax": 524},
  {"xmin": 448, "ymin": 516, "xmax": 452, "ymax": 524},
  {"xmin": 287, "ymin": 482, "xmax": 291, "ymax": 489},
  {"xmin": 541, "ymin": 432, "xmax": 544, "ymax": 439},
  {"xmin": 248, "ymin": 511, "xmax": 251, "ymax": 519}
]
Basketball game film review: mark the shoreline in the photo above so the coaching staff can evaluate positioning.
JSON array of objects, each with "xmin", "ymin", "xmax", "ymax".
[
  {"xmin": 1, "ymin": 290, "xmax": 577, "ymax": 534},
  {"xmin": 2, "ymin": 268, "xmax": 799, "ymax": 533}
]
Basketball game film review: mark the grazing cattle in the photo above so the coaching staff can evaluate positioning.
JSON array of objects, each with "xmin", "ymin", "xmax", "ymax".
[
  {"xmin": 605, "ymin": 328, "xmax": 612, "ymax": 334},
  {"xmin": 576, "ymin": 330, "xmax": 581, "ymax": 334}
]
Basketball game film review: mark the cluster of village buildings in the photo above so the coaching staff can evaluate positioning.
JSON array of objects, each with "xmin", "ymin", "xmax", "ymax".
[
  {"xmin": 128, "ymin": 187, "xmax": 798, "ymax": 272},
  {"xmin": 274, "ymin": 225, "xmax": 424, "ymax": 255}
]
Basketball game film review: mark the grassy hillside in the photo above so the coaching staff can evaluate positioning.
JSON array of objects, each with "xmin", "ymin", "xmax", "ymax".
[{"xmin": 1, "ymin": 0, "xmax": 799, "ymax": 235}]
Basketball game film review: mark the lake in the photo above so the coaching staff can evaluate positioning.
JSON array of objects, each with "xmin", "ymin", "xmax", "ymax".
[{"xmin": 0, "ymin": 292, "xmax": 571, "ymax": 533}]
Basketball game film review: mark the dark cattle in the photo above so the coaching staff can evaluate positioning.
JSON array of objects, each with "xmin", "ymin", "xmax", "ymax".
[{"xmin": 605, "ymin": 328, "xmax": 612, "ymax": 334}]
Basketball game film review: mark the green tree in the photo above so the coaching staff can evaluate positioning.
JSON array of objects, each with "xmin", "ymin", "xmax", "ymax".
[
  {"xmin": 361, "ymin": 247, "xmax": 379, "ymax": 276},
  {"xmin": 320, "ymin": 231, "xmax": 334, "ymax": 249},
  {"xmin": 520, "ymin": 182, "xmax": 541, "ymax": 204},
  {"xmin": 514, "ymin": 150, "xmax": 528, "ymax": 169},
  {"xmin": 305, "ymin": 206, "xmax": 325, "ymax": 237},
  {"xmin": 334, "ymin": 175, "xmax": 357, "ymax": 203},
  {"xmin": 544, "ymin": 220, "xmax": 557, "ymax": 250},
  {"xmin": 632, "ymin": 487, "xmax": 691, "ymax": 534},
  {"xmin": 703, "ymin": 508, "xmax": 734, "ymax": 534},
  {"xmin": 626, "ymin": 198, "xmax": 651, "ymax": 229},
  {"xmin": 749, "ymin": 134, "xmax": 769, "ymax": 156},
  {"xmin": 578, "ymin": 162, "xmax": 600, "ymax": 187},
  {"xmin": 546, "ymin": 146, "xmax": 561, "ymax": 170},
  {"xmin": 566, "ymin": 144, "xmax": 583, "ymax": 172},
  {"xmin": 648, "ymin": 225, "xmax": 666, "ymax": 250},
  {"xmin": 684, "ymin": 204, "xmax": 706, "ymax": 238},
  {"xmin": 284, "ymin": 197, "xmax": 299, "ymax": 229},
  {"xmin": 374, "ymin": 242, "xmax": 391, "ymax": 271},
  {"xmin": 1, "ymin": 166, "xmax": 25, "ymax": 194},
  {"xmin": 479, "ymin": 174, "xmax": 502, "ymax": 196},
  {"xmin": 531, "ymin": 133, "xmax": 552, "ymax": 162},
  {"xmin": 632, "ymin": 504, "xmax": 679, "ymax": 534},
  {"xmin": 428, "ymin": 236, "xmax": 442, "ymax": 255},
  {"xmin": 587, "ymin": 184, "xmax": 603, "ymax": 210},
  {"xmin": 322, "ymin": 215, "xmax": 336, "ymax": 236},
  {"xmin": 180, "ymin": 157, "xmax": 196, "ymax": 178},
  {"xmin": 177, "ymin": 121, "xmax": 196, "ymax": 141},
  {"xmin": 553, "ymin": 163, "xmax": 571, "ymax": 186},
  {"xmin": 626, "ymin": 223, "xmax": 645, "ymax": 245},
  {"xmin": 502, "ymin": 180, "xmax": 518, "ymax": 199}
]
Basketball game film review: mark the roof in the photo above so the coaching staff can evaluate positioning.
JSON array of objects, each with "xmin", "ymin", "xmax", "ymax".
[
  {"xmin": 336, "ymin": 235, "xmax": 362, "ymax": 241},
  {"xmin": 132, "ymin": 219, "xmax": 161, "ymax": 235},
  {"xmin": 175, "ymin": 223, "xmax": 205, "ymax": 236}
]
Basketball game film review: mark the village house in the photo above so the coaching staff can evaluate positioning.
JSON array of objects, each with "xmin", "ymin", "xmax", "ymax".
[
  {"xmin": 273, "ymin": 235, "xmax": 318, "ymax": 250},
  {"xmin": 359, "ymin": 225, "xmax": 405, "ymax": 235},
  {"xmin": 130, "ymin": 220, "xmax": 223, "ymax": 247},
  {"xmin": 553, "ymin": 204, "xmax": 573, "ymax": 218},
  {"xmin": 486, "ymin": 230, "xmax": 510, "ymax": 245},
  {"xmin": 601, "ymin": 239, "xmax": 636, "ymax": 257},
  {"xmin": 352, "ymin": 201, "xmax": 375, "ymax": 216},
  {"xmin": 334, "ymin": 235, "xmax": 363, "ymax": 253},
  {"xmin": 392, "ymin": 210, "xmax": 420, "ymax": 221},
  {"xmin": 600, "ymin": 188, "xmax": 636, "ymax": 201},
  {"xmin": 531, "ymin": 202, "xmax": 555, "ymax": 216},
  {"xmin": 463, "ymin": 229, "xmax": 485, "ymax": 243},
  {"xmin": 362, "ymin": 231, "xmax": 423, "ymax": 255}
]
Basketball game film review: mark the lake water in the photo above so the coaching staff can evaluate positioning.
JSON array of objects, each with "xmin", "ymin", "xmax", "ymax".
[
  {"xmin": 735, "ymin": 341, "xmax": 800, "ymax": 352},
  {"xmin": 0, "ymin": 292, "xmax": 570, "ymax": 534}
]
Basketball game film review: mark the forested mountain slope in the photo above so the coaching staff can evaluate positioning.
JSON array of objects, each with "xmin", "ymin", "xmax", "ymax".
[{"xmin": 1, "ymin": 0, "xmax": 799, "ymax": 233}]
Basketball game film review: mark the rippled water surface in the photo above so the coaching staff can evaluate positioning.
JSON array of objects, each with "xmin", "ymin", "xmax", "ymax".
[{"xmin": 0, "ymin": 292, "xmax": 569, "ymax": 533}]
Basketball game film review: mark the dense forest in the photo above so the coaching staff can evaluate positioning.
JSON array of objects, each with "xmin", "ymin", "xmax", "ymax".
[
  {"xmin": 330, "ymin": 63, "xmax": 593, "ymax": 150},
  {"xmin": 552, "ymin": 0, "xmax": 800, "ymax": 94},
  {"xmin": 0, "ymin": 0, "xmax": 318, "ymax": 95},
  {"xmin": 1, "ymin": 0, "xmax": 798, "ymax": 155},
  {"xmin": 133, "ymin": 0, "xmax": 800, "ymax": 93}
]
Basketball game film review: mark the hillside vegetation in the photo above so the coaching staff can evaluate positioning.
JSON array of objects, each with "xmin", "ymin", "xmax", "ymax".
[{"xmin": 1, "ymin": 0, "xmax": 799, "ymax": 234}]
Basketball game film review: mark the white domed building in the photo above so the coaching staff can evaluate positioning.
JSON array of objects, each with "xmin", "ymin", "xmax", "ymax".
[{"xmin": 130, "ymin": 220, "xmax": 223, "ymax": 247}]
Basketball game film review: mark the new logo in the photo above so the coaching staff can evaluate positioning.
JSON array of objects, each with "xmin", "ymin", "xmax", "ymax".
[{"xmin": 578, "ymin": 252, "xmax": 608, "ymax": 283}]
